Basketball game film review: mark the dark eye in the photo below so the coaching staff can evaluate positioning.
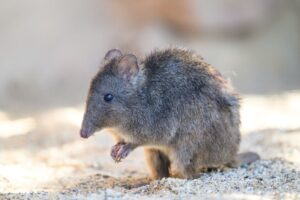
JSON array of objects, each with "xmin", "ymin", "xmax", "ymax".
[{"xmin": 104, "ymin": 93, "xmax": 114, "ymax": 102}]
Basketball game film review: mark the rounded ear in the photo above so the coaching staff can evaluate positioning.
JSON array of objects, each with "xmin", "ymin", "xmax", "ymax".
[
  {"xmin": 104, "ymin": 49, "xmax": 122, "ymax": 62},
  {"xmin": 117, "ymin": 54, "xmax": 139, "ymax": 81}
]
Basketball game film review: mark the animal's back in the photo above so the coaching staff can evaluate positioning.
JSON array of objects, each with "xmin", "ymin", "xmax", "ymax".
[{"xmin": 143, "ymin": 48, "xmax": 238, "ymax": 107}]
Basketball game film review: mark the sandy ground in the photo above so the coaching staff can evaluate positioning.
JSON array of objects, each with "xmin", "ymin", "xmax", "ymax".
[{"xmin": 0, "ymin": 92, "xmax": 300, "ymax": 199}]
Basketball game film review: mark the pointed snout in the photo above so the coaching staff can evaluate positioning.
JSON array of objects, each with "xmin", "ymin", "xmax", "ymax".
[
  {"xmin": 80, "ymin": 129, "xmax": 92, "ymax": 138},
  {"xmin": 80, "ymin": 125, "xmax": 96, "ymax": 139},
  {"xmin": 80, "ymin": 115, "xmax": 97, "ymax": 139}
]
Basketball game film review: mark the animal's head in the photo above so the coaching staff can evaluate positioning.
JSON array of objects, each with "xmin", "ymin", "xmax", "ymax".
[{"xmin": 80, "ymin": 49, "xmax": 142, "ymax": 138}]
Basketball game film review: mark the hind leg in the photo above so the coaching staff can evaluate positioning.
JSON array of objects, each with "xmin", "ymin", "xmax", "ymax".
[
  {"xmin": 173, "ymin": 159, "xmax": 196, "ymax": 179},
  {"xmin": 171, "ymin": 148, "xmax": 197, "ymax": 179},
  {"xmin": 144, "ymin": 148, "xmax": 171, "ymax": 180}
]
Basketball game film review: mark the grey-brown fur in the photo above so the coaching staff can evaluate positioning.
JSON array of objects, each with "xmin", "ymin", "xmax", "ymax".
[{"xmin": 80, "ymin": 48, "xmax": 259, "ymax": 179}]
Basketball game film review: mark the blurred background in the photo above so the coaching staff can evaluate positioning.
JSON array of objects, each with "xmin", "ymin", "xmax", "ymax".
[
  {"xmin": 0, "ymin": 0, "xmax": 300, "ymax": 194},
  {"xmin": 1, "ymin": 0, "xmax": 300, "ymax": 114}
]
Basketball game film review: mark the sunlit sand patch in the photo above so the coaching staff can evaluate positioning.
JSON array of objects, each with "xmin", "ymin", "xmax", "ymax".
[
  {"xmin": 0, "ymin": 147, "xmax": 89, "ymax": 192},
  {"xmin": 241, "ymin": 91, "xmax": 300, "ymax": 133},
  {"xmin": 40, "ymin": 107, "xmax": 83, "ymax": 127},
  {"xmin": 0, "ymin": 162, "xmax": 77, "ymax": 192},
  {"xmin": 0, "ymin": 115, "xmax": 36, "ymax": 138}
]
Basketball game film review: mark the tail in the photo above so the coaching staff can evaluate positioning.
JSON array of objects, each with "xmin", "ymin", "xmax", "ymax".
[
  {"xmin": 238, "ymin": 152, "xmax": 260, "ymax": 165},
  {"xmin": 229, "ymin": 152, "xmax": 260, "ymax": 167}
]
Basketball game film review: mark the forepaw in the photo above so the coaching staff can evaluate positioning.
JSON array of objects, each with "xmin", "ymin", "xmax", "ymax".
[{"xmin": 111, "ymin": 142, "xmax": 132, "ymax": 162}]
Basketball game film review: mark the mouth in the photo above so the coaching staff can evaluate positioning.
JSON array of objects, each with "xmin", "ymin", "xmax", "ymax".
[{"xmin": 80, "ymin": 128, "xmax": 95, "ymax": 139}]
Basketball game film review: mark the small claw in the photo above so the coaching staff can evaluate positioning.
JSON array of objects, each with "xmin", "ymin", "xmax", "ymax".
[
  {"xmin": 111, "ymin": 144, "xmax": 121, "ymax": 160},
  {"xmin": 110, "ymin": 142, "xmax": 132, "ymax": 162},
  {"xmin": 116, "ymin": 146, "xmax": 129, "ymax": 160}
]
